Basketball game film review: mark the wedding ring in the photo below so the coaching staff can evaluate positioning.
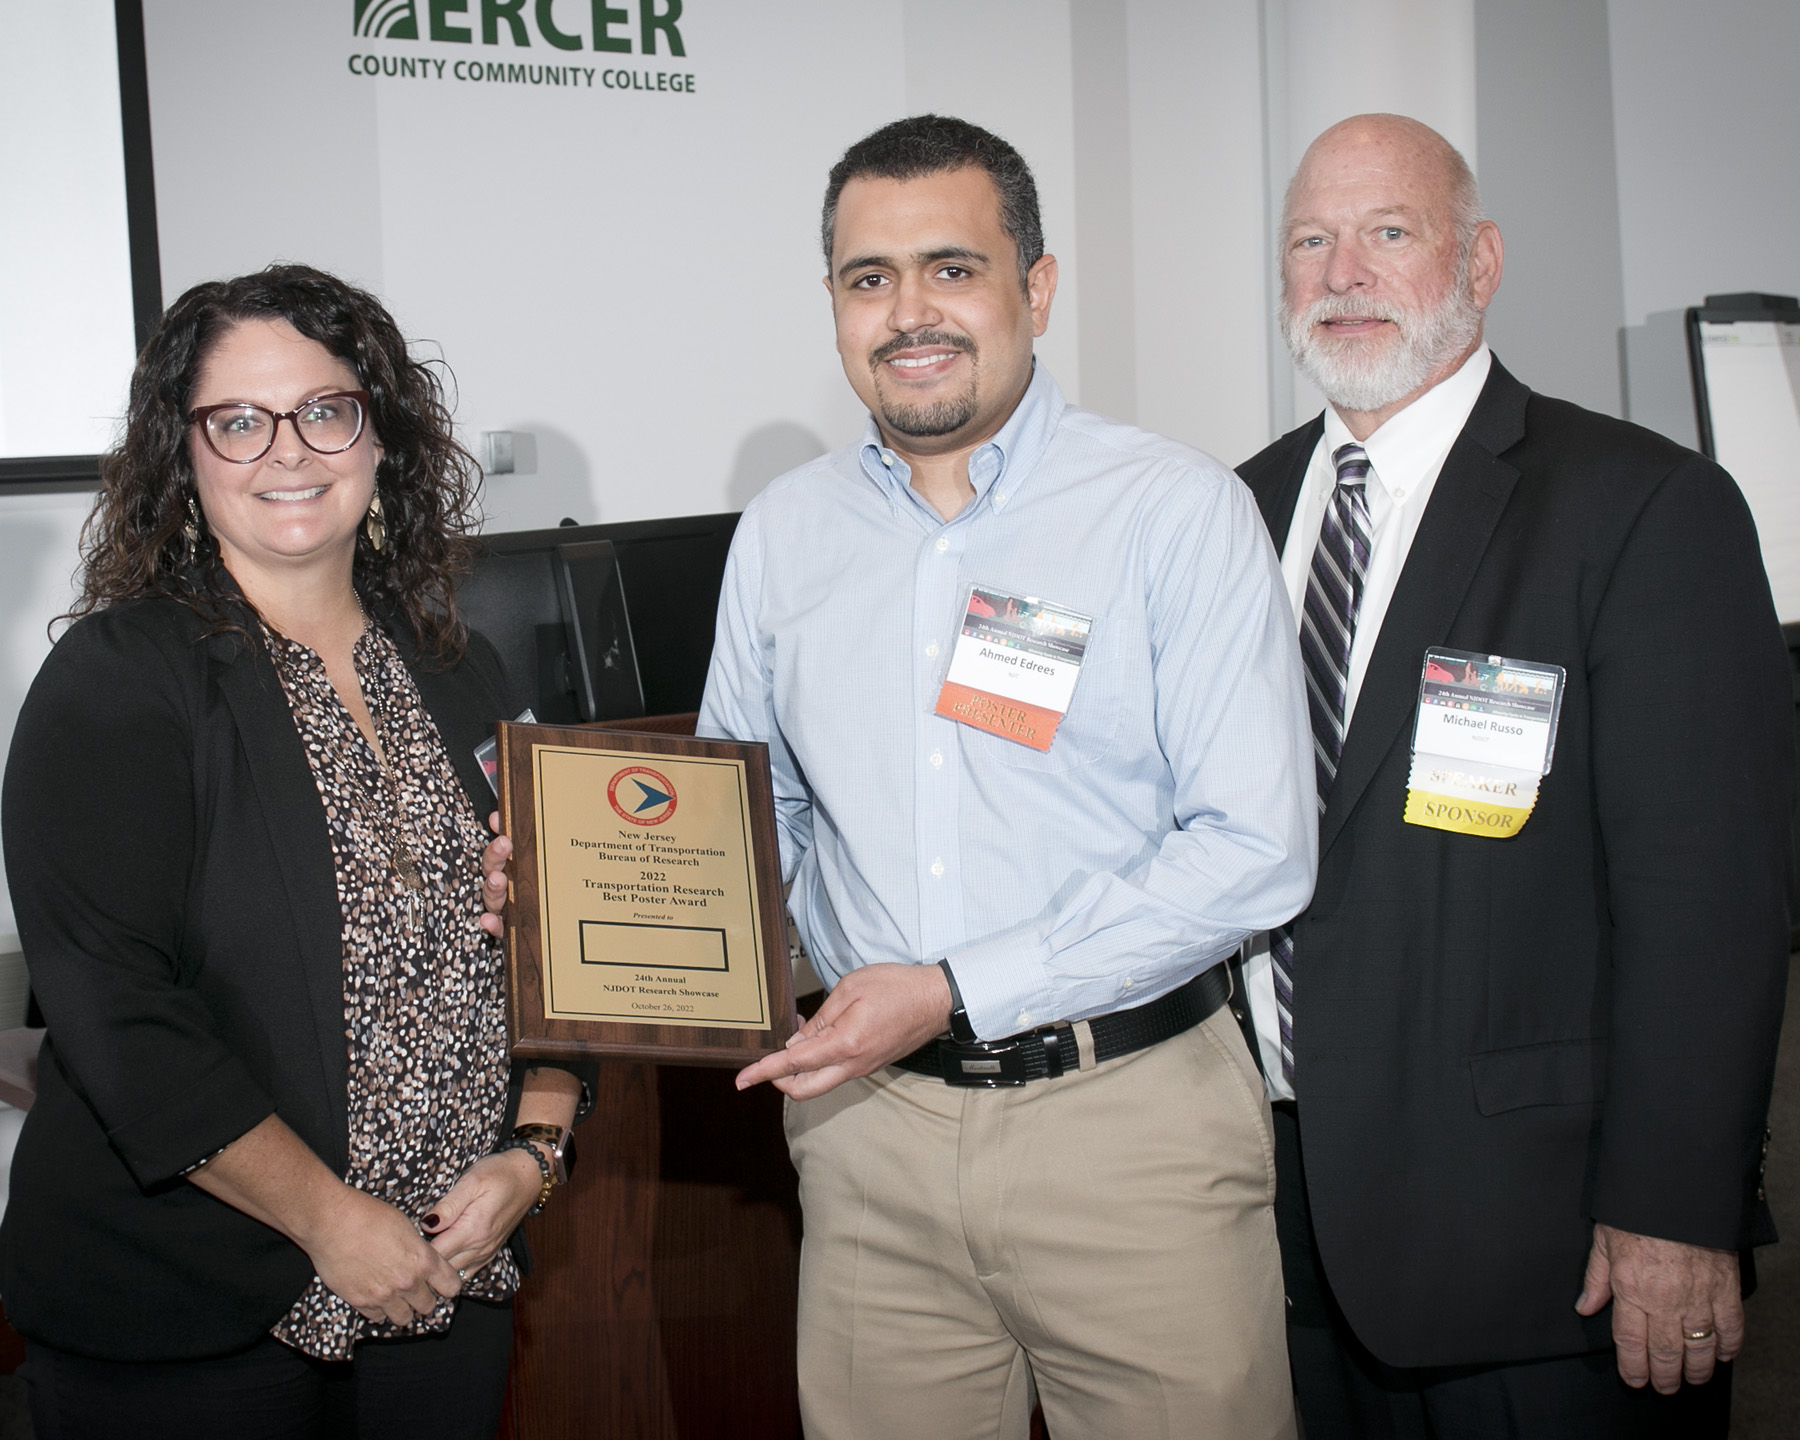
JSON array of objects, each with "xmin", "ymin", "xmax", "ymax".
[
  {"xmin": 458, "ymin": 1268, "xmax": 468, "ymax": 1280},
  {"xmin": 1683, "ymin": 1326, "xmax": 1716, "ymax": 1342}
]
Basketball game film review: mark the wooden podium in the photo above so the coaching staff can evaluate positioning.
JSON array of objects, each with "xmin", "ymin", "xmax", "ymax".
[
  {"xmin": 500, "ymin": 1061, "xmax": 801, "ymax": 1438},
  {"xmin": 499, "ymin": 712, "xmax": 804, "ymax": 1440}
]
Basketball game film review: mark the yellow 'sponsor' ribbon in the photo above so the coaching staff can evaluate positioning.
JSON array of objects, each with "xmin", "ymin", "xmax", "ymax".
[
  {"xmin": 1403, "ymin": 787, "xmax": 1535, "ymax": 836},
  {"xmin": 1403, "ymin": 755, "xmax": 1540, "ymax": 838}
]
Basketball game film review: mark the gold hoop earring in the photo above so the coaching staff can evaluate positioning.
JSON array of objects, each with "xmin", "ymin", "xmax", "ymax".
[
  {"xmin": 183, "ymin": 495, "xmax": 204, "ymax": 566},
  {"xmin": 365, "ymin": 492, "xmax": 388, "ymax": 554}
]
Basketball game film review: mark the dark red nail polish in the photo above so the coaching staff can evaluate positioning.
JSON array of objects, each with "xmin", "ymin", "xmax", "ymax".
[{"xmin": 423, "ymin": 1213, "xmax": 440, "ymax": 1228}]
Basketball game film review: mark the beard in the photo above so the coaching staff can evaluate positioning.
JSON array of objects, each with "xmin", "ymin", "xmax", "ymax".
[
  {"xmin": 868, "ymin": 330, "xmax": 979, "ymax": 437},
  {"xmin": 1280, "ymin": 268, "xmax": 1484, "ymax": 414},
  {"xmin": 879, "ymin": 388, "xmax": 979, "ymax": 437}
]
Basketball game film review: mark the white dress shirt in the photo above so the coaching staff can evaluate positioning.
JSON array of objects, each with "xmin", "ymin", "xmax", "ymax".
[{"xmin": 1246, "ymin": 345, "xmax": 1493, "ymax": 1099}]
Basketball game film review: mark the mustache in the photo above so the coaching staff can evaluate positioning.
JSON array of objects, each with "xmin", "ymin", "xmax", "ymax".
[
  {"xmin": 1295, "ymin": 294, "xmax": 1404, "ymax": 327},
  {"xmin": 869, "ymin": 330, "xmax": 977, "ymax": 367}
]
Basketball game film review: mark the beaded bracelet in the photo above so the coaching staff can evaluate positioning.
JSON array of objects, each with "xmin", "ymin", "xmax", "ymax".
[{"xmin": 493, "ymin": 1136, "xmax": 555, "ymax": 1216}]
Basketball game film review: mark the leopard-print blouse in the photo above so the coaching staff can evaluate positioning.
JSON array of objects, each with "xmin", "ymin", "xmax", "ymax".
[{"xmin": 264, "ymin": 621, "xmax": 518, "ymax": 1360}]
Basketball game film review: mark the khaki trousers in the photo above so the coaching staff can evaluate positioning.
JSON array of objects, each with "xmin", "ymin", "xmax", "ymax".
[{"xmin": 785, "ymin": 1006, "xmax": 1297, "ymax": 1440}]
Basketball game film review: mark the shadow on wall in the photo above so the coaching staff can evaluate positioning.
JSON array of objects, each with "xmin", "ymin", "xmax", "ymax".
[
  {"xmin": 727, "ymin": 422, "xmax": 827, "ymax": 512},
  {"xmin": 475, "ymin": 422, "xmax": 594, "ymax": 533},
  {"xmin": 1619, "ymin": 311, "xmax": 1699, "ymax": 451}
]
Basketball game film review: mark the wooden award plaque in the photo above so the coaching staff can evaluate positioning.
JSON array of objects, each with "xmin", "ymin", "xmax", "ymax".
[{"xmin": 497, "ymin": 722, "xmax": 797, "ymax": 1065}]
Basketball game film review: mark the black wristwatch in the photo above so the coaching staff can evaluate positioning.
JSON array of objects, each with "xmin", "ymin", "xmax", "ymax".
[{"xmin": 938, "ymin": 959, "xmax": 977, "ymax": 1043}]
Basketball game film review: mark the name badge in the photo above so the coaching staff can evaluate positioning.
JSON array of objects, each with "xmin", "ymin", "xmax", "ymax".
[
  {"xmin": 1404, "ymin": 649, "xmax": 1564, "ymax": 838},
  {"xmin": 933, "ymin": 585, "xmax": 1092, "ymax": 752},
  {"xmin": 476, "ymin": 709, "xmax": 538, "ymax": 794}
]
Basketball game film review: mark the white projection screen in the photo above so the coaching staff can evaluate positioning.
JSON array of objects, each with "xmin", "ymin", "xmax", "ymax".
[
  {"xmin": 1691, "ymin": 298, "xmax": 1800, "ymax": 624},
  {"xmin": 0, "ymin": 0, "xmax": 156, "ymax": 484}
]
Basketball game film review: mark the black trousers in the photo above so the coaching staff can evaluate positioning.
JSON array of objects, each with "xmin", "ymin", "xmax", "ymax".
[
  {"xmin": 1271, "ymin": 1103, "xmax": 1731, "ymax": 1440},
  {"xmin": 22, "ymin": 1297, "xmax": 513, "ymax": 1440}
]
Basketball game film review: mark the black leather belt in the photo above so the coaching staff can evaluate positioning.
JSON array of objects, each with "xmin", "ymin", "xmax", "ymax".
[{"xmin": 892, "ymin": 964, "xmax": 1232, "ymax": 1088}]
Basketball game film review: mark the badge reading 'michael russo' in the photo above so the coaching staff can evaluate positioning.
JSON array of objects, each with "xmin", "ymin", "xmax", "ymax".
[
  {"xmin": 531, "ymin": 746, "xmax": 772, "ymax": 1029},
  {"xmin": 1404, "ymin": 649, "xmax": 1565, "ymax": 838}
]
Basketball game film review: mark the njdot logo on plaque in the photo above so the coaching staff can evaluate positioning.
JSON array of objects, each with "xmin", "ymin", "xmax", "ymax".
[
  {"xmin": 348, "ymin": 0, "xmax": 697, "ymax": 93},
  {"xmin": 606, "ymin": 765, "xmax": 678, "ymax": 826},
  {"xmin": 495, "ymin": 723, "xmax": 796, "ymax": 1065}
]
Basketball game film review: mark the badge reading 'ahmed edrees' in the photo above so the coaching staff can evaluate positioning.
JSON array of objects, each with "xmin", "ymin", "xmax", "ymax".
[{"xmin": 528, "ymin": 743, "xmax": 773, "ymax": 1031}]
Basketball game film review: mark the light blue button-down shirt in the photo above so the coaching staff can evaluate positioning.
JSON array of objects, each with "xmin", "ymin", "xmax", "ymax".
[{"xmin": 698, "ymin": 365, "xmax": 1316, "ymax": 1040}]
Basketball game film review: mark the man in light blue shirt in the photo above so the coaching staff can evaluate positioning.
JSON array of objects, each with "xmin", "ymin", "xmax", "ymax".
[{"xmin": 700, "ymin": 114, "xmax": 1314, "ymax": 1440}]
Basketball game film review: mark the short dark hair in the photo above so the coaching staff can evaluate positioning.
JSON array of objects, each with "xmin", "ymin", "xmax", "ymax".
[
  {"xmin": 821, "ymin": 114, "xmax": 1044, "ymax": 290},
  {"xmin": 71, "ymin": 263, "xmax": 481, "ymax": 661}
]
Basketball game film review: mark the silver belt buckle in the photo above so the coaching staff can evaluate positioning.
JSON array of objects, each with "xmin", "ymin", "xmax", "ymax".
[{"xmin": 937, "ymin": 1036, "xmax": 1028, "ymax": 1087}]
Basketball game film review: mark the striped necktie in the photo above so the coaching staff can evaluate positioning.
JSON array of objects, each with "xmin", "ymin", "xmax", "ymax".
[{"xmin": 1270, "ymin": 443, "xmax": 1372, "ymax": 1083}]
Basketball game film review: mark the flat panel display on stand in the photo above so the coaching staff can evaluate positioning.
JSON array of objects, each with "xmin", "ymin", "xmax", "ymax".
[{"xmin": 457, "ymin": 513, "xmax": 741, "ymax": 724}]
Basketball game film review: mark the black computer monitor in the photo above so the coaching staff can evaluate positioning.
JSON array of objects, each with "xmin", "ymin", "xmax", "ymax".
[{"xmin": 456, "ymin": 512, "xmax": 740, "ymax": 723}]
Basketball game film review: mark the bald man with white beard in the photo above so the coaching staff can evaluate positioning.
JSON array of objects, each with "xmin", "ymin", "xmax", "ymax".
[{"xmin": 1233, "ymin": 114, "xmax": 1791, "ymax": 1437}]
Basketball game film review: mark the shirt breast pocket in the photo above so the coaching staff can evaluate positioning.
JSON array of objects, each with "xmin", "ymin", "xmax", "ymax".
[{"xmin": 956, "ymin": 624, "xmax": 1124, "ymax": 775}]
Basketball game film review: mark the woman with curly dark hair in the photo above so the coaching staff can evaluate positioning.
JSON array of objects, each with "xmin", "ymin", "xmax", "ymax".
[{"xmin": 0, "ymin": 265, "xmax": 588, "ymax": 1439}]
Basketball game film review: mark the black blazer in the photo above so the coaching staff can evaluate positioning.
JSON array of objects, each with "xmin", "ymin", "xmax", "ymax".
[
  {"xmin": 0, "ymin": 595, "xmax": 527, "ymax": 1361},
  {"xmin": 1240, "ymin": 358, "xmax": 1792, "ymax": 1368}
]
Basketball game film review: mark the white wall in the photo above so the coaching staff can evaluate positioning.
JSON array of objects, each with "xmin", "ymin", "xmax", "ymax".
[
  {"xmin": 1475, "ymin": 0, "xmax": 1626, "ymax": 417},
  {"xmin": 1012, "ymin": 0, "xmax": 1281, "ymax": 470},
  {"xmin": 1609, "ymin": 0, "xmax": 1800, "ymax": 327},
  {"xmin": 1125, "ymin": 0, "xmax": 1273, "ymax": 468},
  {"xmin": 903, "ymin": 0, "xmax": 1084, "ymax": 415},
  {"xmin": 144, "ymin": 0, "xmax": 908, "ymax": 531},
  {"xmin": 1608, "ymin": 0, "xmax": 1800, "ymax": 442},
  {"xmin": 1260, "ymin": 0, "xmax": 1478, "ymax": 435}
]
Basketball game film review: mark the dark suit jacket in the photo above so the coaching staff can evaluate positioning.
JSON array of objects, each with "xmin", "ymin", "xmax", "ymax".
[
  {"xmin": 1240, "ymin": 357, "xmax": 1792, "ymax": 1368},
  {"xmin": 0, "ymin": 594, "xmax": 529, "ymax": 1361}
]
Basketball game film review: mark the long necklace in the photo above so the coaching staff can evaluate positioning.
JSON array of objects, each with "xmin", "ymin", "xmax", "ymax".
[
  {"xmin": 364, "ymin": 722, "xmax": 427, "ymax": 931},
  {"xmin": 265, "ymin": 612, "xmax": 430, "ymax": 930},
  {"xmin": 350, "ymin": 616, "xmax": 429, "ymax": 932}
]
